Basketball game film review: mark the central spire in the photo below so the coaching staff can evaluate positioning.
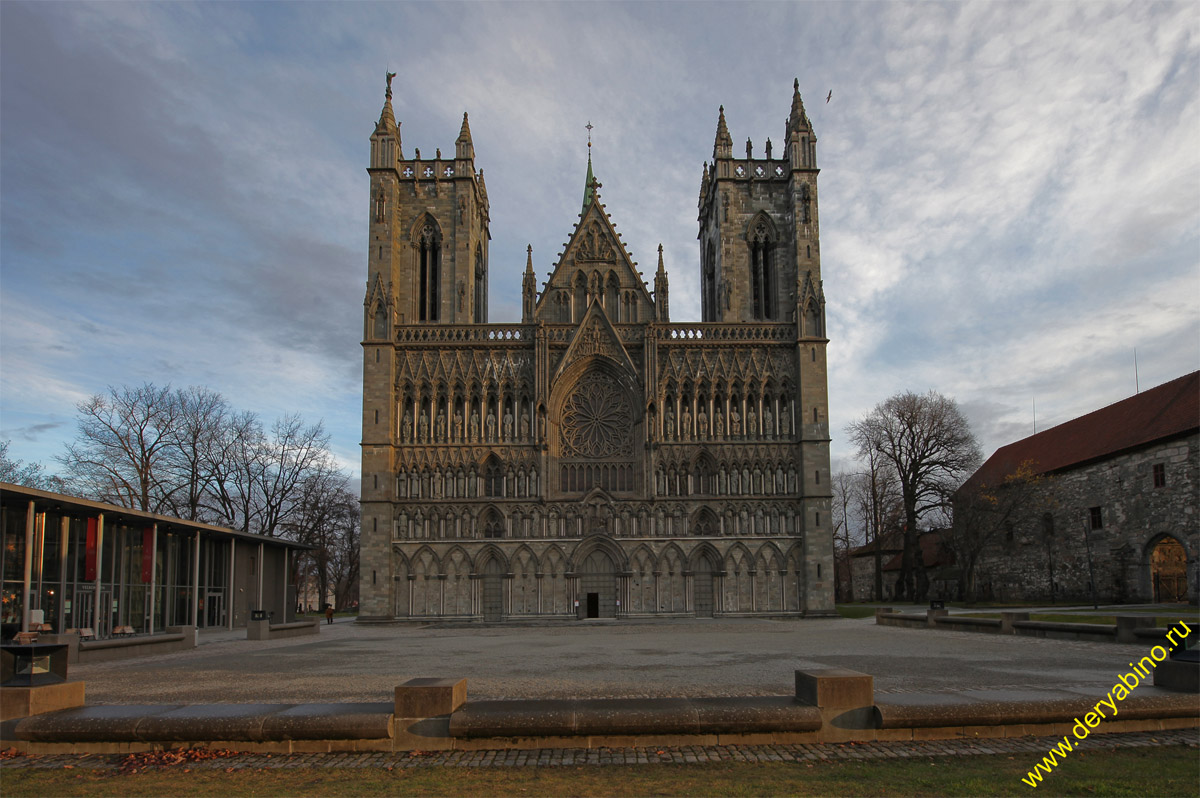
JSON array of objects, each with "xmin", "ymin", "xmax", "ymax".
[{"xmin": 582, "ymin": 120, "xmax": 596, "ymax": 213}]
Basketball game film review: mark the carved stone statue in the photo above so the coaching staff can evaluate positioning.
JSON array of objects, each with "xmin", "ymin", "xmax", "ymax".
[
  {"xmin": 730, "ymin": 408, "xmax": 741, "ymax": 437},
  {"xmin": 520, "ymin": 412, "xmax": 531, "ymax": 440},
  {"xmin": 780, "ymin": 408, "xmax": 791, "ymax": 436},
  {"xmin": 747, "ymin": 408, "xmax": 757, "ymax": 438},
  {"xmin": 402, "ymin": 411, "xmax": 412, "ymax": 442},
  {"xmin": 453, "ymin": 411, "xmax": 463, "ymax": 441},
  {"xmin": 714, "ymin": 408, "xmax": 724, "ymax": 438},
  {"xmin": 435, "ymin": 410, "xmax": 446, "ymax": 441},
  {"xmin": 763, "ymin": 406, "xmax": 773, "ymax": 438},
  {"xmin": 418, "ymin": 411, "xmax": 429, "ymax": 442},
  {"xmin": 681, "ymin": 408, "xmax": 692, "ymax": 440},
  {"xmin": 486, "ymin": 411, "xmax": 497, "ymax": 441},
  {"xmin": 469, "ymin": 410, "xmax": 480, "ymax": 442},
  {"xmin": 697, "ymin": 409, "xmax": 708, "ymax": 438},
  {"xmin": 665, "ymin": 407, "xmax": 675, "ymax": 440},
  {"xmin": 503, "ymin": 409, "xmax": 514, "ymax": 440}
]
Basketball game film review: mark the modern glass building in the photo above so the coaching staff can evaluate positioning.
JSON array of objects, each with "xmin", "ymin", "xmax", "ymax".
[{"xmin": 1, "ymin": 482, "xmax": 307, "ymax": 636}]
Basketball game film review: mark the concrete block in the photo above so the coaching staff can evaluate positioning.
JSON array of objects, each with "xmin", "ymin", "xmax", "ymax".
[
  {"xmin": 1116, "ymin": 616, "xmax": 1156, "ymax": 643},
  {"xmin": 395, "ymin": 677, "xmax": 467, "ymax": 717},
  {"xmin": 1000, "ymin": 612, "xmax": 1030, "ymax": 634},
  {"xmin": 247, "ymin": 619, "xmax": 271, "ymax": 641},
  {"xmin": 927, "ymin": 608, "xmax": 949, "ymax": 627},
  {"xmin": 795, "ymin": 668, "xmax": 874, "ymax": 709},
  {"xmin": 0, "ymin": 679, "xmax": 85, "ymax": 721},
  {"xmin": 1153, "ymin": 659, "xmax": 1200, "ymax": 692}
]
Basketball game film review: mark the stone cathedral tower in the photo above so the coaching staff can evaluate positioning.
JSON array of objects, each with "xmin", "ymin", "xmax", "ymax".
[{"xmin": 359, "ymin": 78, "xmax": 833, "ymax": 622}]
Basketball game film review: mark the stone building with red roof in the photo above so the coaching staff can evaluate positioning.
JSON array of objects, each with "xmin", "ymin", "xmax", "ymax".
[{"xmin": 955, "ymin": 372, "xmax": 1198, "ymax": 604}]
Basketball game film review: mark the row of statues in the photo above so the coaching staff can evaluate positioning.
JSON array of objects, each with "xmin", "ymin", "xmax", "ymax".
[
  {"xmin": 401, "ymin": 407, "xmax": 533, "ymax": 444},
  {"xmin": 662, "ymin": 404, "xmax": 790, "ymax": 441}
]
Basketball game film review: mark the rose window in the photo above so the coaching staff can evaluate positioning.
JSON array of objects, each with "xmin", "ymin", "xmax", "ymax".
[{"xmin": 560, "ymin": 373, "xmax": 633, "ymax": 458}]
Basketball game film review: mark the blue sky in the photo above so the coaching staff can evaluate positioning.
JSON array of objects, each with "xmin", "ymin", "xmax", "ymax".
[{"xmin": 2, "ymin": 1, "xmax": 1197, "ymax": 482}]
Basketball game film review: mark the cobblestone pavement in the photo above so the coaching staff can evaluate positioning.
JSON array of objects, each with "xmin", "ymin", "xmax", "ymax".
[{"xmin": 2, "ymin": 729, "xmax": 1196, "ymax": 770}]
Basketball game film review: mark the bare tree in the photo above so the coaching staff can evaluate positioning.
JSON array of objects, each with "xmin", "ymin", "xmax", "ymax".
[
  {"xmin": 59, "ymin": 383, "xmax": 179, "ymax": 512},
  {"xmin": 161, "ymin": 386, "xmax": 230, "ymax": 522},
  {"xmin": 849, "ymin": 446, "xmax": 901, "ymax": 601},
  {"xmin": 848, "ymin": 391, "xmax": 981, "ymax": 602},
  {"xmin": 831, "ymin": 470, "xmax": 857, "ymax": 601},
  {"xmin": 205, "ymin": 410, "xmax": 265, "ymax": 532},
  {"xmin": 255, "ymin": 415, "xmax": 335, "ymax": 538},
  {"xmin": 0, "ymin": 441, "xmax": 64, "ymax": 491}
]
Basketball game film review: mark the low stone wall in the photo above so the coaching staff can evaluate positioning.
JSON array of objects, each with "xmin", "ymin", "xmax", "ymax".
[
  {"xmin": 248, "ymin": 619, "xmax": 320, "ymax": 641},
  {"xmin": 42, "ymin": 626, "xmax": 198, "ymax": 665},
  {"xmin": 5, "ymin": 671, "xmax": 1197, "ymax": 755},
  {"xmin": 875, "ymin": 609, "xmax": 1184, "ymax": 645}
]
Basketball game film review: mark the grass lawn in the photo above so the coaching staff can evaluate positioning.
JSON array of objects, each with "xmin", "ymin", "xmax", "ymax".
[{"xmin": 3, "ymin": 745, "xmax": 1197, "ymax": 797}]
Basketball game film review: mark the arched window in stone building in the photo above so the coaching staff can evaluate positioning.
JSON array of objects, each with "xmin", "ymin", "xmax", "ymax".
[
  {"xmin": 749, "ymin": 218, "xmax": 776, "ymax": 320},
  {"xmin": 482, "ymin": 509, "xmax": 505, "ymax": 539},
  {"xmin": 418, "ymin": 219, "xmax": 442, "ymax": 321}
]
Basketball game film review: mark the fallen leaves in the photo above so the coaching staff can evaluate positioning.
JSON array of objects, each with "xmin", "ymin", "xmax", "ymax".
[{"xmin": 117, "ymin": 748, "xmax": 240, "ymax": 775}]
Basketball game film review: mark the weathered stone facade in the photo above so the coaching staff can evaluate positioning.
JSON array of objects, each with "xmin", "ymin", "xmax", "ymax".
[
  {"xmin": 359, "ymin": 79, "xmax": 834, "ymax": 621},
  {"xmin": 962, "ymin": 373, "xmax": 1199, "ymax": 605}
]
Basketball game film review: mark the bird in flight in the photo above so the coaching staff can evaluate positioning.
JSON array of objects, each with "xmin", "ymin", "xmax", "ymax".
[{"xmin": 826, "ymin": 90, "xmax": 832, "ymax": 103}]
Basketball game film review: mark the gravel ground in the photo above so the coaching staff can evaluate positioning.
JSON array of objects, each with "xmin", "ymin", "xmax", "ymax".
[{"xmin": 71, "ymin": 616, "xmax": 1180, "ymax": 706}]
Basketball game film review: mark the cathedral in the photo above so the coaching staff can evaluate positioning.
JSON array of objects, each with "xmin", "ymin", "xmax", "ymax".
[{"xmin": 359, "ymin": 78, "xmax": 834, "ymax": 621}]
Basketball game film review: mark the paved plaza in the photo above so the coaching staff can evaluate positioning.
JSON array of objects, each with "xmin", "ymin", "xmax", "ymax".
[{"xmin": 71, "ymin": 615, "xmax": 1187, "ymax": 706}]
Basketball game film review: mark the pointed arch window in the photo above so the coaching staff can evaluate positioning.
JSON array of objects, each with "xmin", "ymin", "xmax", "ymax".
[
  {"xmin": 702, "ymin": 242, "xmax": 718, "ymax": 322},
  {"xmin": 484, "ymin": 456, "xmax": 504, "ymax": 497},
  {"xmin": 473, "ymin": 244, "xmax": 487, "ymax": 323},
  {"xmin": 483, "ymin": 510, "xmax": 504, "ymax": 539},
  {"xmin": 750, "ymin": 221, "xmax": 776, "ymax": 320},
  {"xmin": 418, "ymin": 221, "xmax": 441, "ymax": 321}
]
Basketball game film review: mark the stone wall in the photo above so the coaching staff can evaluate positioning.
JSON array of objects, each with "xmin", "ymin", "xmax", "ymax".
[{"xmin": 969, "ymin": 432, "xmax": 1198, "ymax": 603}]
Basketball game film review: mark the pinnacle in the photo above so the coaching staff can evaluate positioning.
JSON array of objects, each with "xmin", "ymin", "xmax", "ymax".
[{"xmin": 458, "ymin": 112, "xmax": 473, "ymax": 144}]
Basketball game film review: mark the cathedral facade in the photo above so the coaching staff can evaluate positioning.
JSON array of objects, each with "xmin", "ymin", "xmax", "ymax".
[{"xmin": 359, "ymin": 79, "xmax": 834, "ymax": 621}]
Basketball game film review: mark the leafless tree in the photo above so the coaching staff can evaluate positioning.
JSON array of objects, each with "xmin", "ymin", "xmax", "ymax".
[
  {"xmin": 848, "ymin": 391, "xmax": 981, "ymax": 602},
  {"xmin": 849, "ymin": 453, "xmax": 902, "ymax": 601},
  {"xmin": 161, "ymin": 386, "xmax": 230, "ymax": 522},
  {"xmin": 0, "ymin": 441, "xmax": 64, "ymax": 491},
  {"xmin": 59, "ymin": 383, "xmax": 179, "ymax": 512},
  {"xmin": 205, "ymin": 410, "xmax": 266, "ymax": 533},
  {"xmin": 831, "ymin": 470, "xmax": 857, "ymax": 601}
]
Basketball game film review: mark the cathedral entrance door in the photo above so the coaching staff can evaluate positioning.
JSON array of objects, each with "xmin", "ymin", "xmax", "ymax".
[
  {"xmin": 579, "ymin": 551, "xmax": 616, "ymax": 619},
  {"xmin": 482, "ymin": 558, "xmax": 503, "ymax": 622},
  {"xmin": 694, "ymin": 571, "xmax": 714, "ymax": 617}
]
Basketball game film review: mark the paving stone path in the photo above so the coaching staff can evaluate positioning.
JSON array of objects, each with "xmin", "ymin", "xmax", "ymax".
[{"xmin": 2, "ymin": 729, "xmax": 1195, "ymax": 770}]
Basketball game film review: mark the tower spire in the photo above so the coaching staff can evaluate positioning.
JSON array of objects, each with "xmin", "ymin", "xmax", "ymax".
[
  {"xmin": 456, "ymin": 112, "xmax": 474, "ymax": 161},
  {"xmin": 713, "ymin": 106, "xmax": 733, "ymax": 160}
]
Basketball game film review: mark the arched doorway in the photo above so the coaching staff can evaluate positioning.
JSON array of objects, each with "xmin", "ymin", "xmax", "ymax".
[
  {"xmin": 579, "ymin": 550, "xmax": 616, "ymax": 618},
  {"xmin": 1149, "ymin": 537, "xmax": 1187, "ymax": 602},
  {"xmin": 481, "ymin": 556, "xmax": 504, "ymax": 621}
]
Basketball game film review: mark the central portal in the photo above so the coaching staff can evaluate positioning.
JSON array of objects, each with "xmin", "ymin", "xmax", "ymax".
[{"xmin": 579, "ymin": 550, "xmax": 616, "ymax": 619}]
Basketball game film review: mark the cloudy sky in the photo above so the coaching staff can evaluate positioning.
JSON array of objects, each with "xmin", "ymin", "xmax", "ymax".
[{"xmin": 2, "ymin": 1, "xmax": 1197, "ymax": 482}]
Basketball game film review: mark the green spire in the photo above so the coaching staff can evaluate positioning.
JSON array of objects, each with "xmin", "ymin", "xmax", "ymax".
[{"xmin": 582, "ymin": 152, "xmax": 595, "ymax": 213}]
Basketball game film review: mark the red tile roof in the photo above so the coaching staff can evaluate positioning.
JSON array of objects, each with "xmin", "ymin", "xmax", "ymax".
[{"xmin": 966, "ymin": 371, "xmax": 1199, "ymax": 489}]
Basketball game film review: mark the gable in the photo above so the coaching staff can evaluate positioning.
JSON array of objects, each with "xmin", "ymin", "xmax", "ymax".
[
  {"xmin": 533, "ymin": 191, "xmax": 655, "ymax": 322},
  {"xmin": 553, "ymin": 299, "xmax": 639, "ymax": 384}
]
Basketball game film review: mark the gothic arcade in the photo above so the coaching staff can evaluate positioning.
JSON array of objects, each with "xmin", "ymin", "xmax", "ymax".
[{"xmin": 360, "ymin": 79, "xmax": 834, "ymax": 620}]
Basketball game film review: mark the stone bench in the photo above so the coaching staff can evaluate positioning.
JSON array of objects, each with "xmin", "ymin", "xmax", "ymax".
[
  {"xmin": 934, "ymin": 616, "xmax": 1002, "ymax": 632},
  {"xmin": 1012, "ymin": 620, "xmax": 1117, "ymax": 641}
]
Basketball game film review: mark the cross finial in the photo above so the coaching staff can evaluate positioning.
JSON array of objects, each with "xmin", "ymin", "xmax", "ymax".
[{"xmin": 586, "ymin": 121, "xmax": 593, "ymax": 151}]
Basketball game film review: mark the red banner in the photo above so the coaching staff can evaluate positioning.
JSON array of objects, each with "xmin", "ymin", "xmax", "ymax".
[
  {"xmin": 142, "ymin": 527, "xmax": 154, "ymax": 583},
  {"xmin": 85, "ymin": 518, "xmax": 97, "ymax": 581}
]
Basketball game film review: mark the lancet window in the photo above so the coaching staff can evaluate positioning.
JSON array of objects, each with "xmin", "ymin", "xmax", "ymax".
[{"xmin": 418, "ymin": 221, "xmax": 441, "ymax": 321}]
